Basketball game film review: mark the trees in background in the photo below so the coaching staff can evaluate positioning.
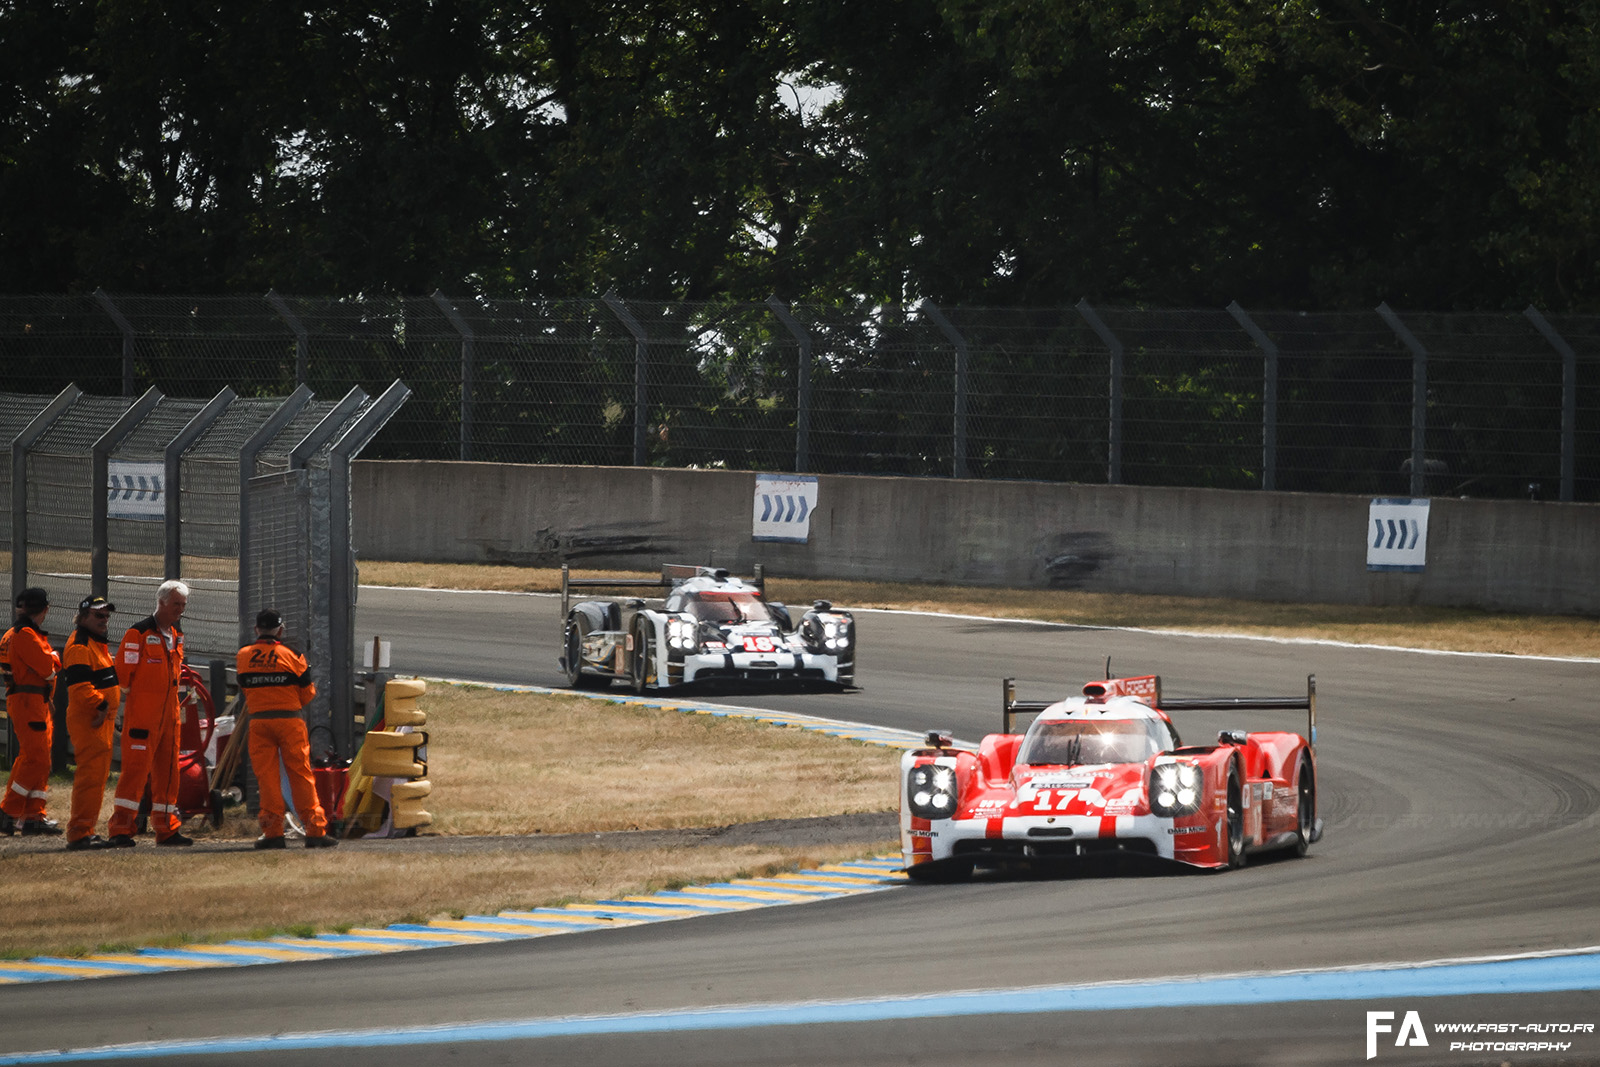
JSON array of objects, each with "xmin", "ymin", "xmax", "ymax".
[{"xmin": 3, "ymin": 0, "xmax": 1598, "ymax": 310}]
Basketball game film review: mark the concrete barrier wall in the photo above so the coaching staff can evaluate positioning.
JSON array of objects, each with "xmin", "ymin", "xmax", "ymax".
[{"xmin": 352, "ymin": 461, "xmax": 1600, "ymax": 615}]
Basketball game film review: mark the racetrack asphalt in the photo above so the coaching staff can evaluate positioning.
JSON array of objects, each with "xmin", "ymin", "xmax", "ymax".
[{"xmin": 0, "ymin": 585, "xmax": 1595, "ymax": 1065}]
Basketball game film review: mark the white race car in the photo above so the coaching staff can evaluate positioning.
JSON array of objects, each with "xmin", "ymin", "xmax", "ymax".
[{"xmin": 558, "ymin": 564, "xmax": 856, "ymax": 692}]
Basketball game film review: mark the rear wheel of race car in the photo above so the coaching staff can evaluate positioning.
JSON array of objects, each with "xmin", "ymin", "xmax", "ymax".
[
  {"xmin": 564, "ymin": 620, "xmax": 611, "ymax": 691},
  {"xmin": 1293, "ymin": 753, "xmax": 1315, "ymax": 857},
  {"xmin": 1225, "ymin": 765, "xmax": 1247, "ymax": 869},
  {"xmin": 630, "ymin": 619, "xmax": 653, "ymax": 693}
]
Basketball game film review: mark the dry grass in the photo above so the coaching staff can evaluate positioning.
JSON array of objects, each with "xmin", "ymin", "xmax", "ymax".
[
  {"xmin": 0, "ymin": 843, "xmax": 885, "ymax": 960},
  {"xmin": 358, "ymin": 561, "xmax": 1600, "ymax": 659},
  {"xmin": 427, "ymin": 686, "xmax": 896, "ymax": 835},
  {"xmin": 0, "ymin": 684, "xmax": 898, "ymax": 959}
]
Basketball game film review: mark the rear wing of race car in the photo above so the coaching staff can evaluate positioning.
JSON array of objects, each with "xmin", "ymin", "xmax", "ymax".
[
  {"xmin": 560, "ymin": 563, "xmax": 765, "ymax": 619},
  {"xmin": 1158, "ymin": 675, "xmax": 1317, "ymax": 749},
  {"xmin": 1002, "ymin": 674, "xmax": 1318, "ymax": 748}
]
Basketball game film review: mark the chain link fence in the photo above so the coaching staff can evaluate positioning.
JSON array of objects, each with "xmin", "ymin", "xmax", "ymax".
[
  {"xmin": 3, "ymin": 292, "xmax": 1597, "ymax": 501},
  {"xmin": 1, "ymin": 379, "xmax": 409, "ymax": 763}
]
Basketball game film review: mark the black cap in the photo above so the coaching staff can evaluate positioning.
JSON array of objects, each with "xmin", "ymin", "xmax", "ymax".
[
  {"xmin": 256, "ymin": 609, "xmax": 283, "ymax": 630},
  {"xmin": 79, "ymin": 595, "xmax": 115, "ymax": 613},
  {"xmin": 15, "ymin": 587, "xmax": 48, "ymax": 613}
]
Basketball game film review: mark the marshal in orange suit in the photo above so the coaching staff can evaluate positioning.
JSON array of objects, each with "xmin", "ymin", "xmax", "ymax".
[{"xmin": 238, "ymin": 609, "xmax": 336, "ymax": 850}]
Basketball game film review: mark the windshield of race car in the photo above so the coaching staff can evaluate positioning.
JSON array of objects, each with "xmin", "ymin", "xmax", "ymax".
[
  {"xmin": 1018, "ymin": 718, "xmax": 1175, "ymax": 766},
  {"xmin": 688, "ymin": 592, "xmax": 773, "ymax": 624}
]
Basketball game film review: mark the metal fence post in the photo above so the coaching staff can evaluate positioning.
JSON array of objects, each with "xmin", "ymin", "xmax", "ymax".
[
  {"xmin": 327, "ymin": 380, "xmax": 412, "ymax": 760},
  {"xmin": 431, "ymin": 290, "xmax": 475, "ymax": 462},
  {"xmin": 164, "ymin": 387, "xmax": 236, "ymax": 578},
  {"xmin": 1227, "ymin": 301, "xmax": 1279, "ymax": 491},
  {"xmin": 1076, "ymin": 299, "xmax": 1123, "ymax": 485},
  {"xmin": 1522, "ymin": 306, "xmax": 1578, "ymax": 503},
  {"xmin": 766, "ymin": 297, "xmax": 812, "ymax": 473},
  {"xmin": 602, "ymin": 289, "xmax": 650, "ymax": 466},
  {"xmin": 265, "ymin": 289, "xmax": 309, "ymax": 386},
  {"xmin": 290, "ymin": 387, "xmax": 367, "ymax": 470},
  {"xmin": 91, "ymin": 386, "xmax": 164, "ymax": 598},
  {"xmin": 1377, "ymin": 303, "xmax": 1428, "ymax": 497},
  {"xmin": 918, "ymin": 301, "xmax": 970, "ymax": 478},
  {"xmin": 93, "ymin": 289, "xmax": 137, "ymax": 397},
  {"xmin": 238, "ymin": 385, "xmax": 313, "ymax": 647},
  {"xmin": 10, "ymin": 385, "xmax": 81, "ymax": 600}
]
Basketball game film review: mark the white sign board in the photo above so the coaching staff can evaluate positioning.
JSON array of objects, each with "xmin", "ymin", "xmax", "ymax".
[
  {"xmin": 107, "ymin": 461, "xmax": 166, "ymax": 521},
  {"xmin": 1367, "ymin": 498, "xmax": 1429, "ymax": 572},
  {"xmin": 753, "ymin": 475, "xmax": 817, "ymax": 544}
]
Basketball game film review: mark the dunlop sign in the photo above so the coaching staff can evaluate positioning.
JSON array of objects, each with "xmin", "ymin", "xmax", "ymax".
[
  {"xmin": 1367, "ymin": 498, "xmax": 1430, "ymax": 572},
  {"xmin": 107, "ymin": 460, "xmax": 166, "ymax": 521}
]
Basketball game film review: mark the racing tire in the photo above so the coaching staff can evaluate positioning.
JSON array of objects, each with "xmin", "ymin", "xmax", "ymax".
[
  {"xmin": 563, "ymin": 620, "xmax": 612, "ymax": 691},
  {"xmin": 1292, "ymin": 753, "xmax": 1315, "ymax": 857},
  {"xmin": 630, "ymin": 618, "xmax": 653, "ymax": 694},
  {"xmin": 905, "ymin": 859, "xmax": 974, "ymax": 884},
  {"xmin": 1225, "ymin": 765, "xmax": 1247, "ymax": 869}
]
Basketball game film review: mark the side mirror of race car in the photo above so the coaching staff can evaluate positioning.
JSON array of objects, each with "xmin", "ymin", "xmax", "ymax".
[
  {"xmin": 924, "ymin": 729, "xmax": 954, "ymax": 749},
  {"xmin": 768, "ymin": 602, "xmax": 793, "ymax": 630},
  {"xmin": 1218, "ymin": 729, "xmax": 1249, "ymax": 745}
]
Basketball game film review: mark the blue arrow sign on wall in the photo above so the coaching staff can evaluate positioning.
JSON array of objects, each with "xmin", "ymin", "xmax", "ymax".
[
  {"xmin": 1367, "ymin": 498, "xmax": 1430, "ymax": 572},
  {"xmin": 107, "ymin": 462, "xmax": 166, "ymax": 520},
  {"xmin": 753, "ymin": 477, "xmax": 819, "ymax": 544}
]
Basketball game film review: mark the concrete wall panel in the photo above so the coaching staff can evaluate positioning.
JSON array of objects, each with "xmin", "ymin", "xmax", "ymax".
[{"xmin": 352, "ymin": 461, "xmax": 1600, "ymax": 616}]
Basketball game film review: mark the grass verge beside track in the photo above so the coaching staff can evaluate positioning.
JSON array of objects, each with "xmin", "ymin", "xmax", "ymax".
[{"xmin": 0, "ymin": 686, "xmax": 899, "ymax": 960}]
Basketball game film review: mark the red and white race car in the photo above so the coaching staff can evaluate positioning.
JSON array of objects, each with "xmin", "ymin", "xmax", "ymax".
[{"xmin": 900, "ymin": 673, "xmax": 1321, "ymax": 881}]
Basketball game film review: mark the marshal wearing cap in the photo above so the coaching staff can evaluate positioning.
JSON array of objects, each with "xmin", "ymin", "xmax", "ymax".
[
  {"xmin": 78, "ymin": 595, "xmax": 114, "ymax": 614},
  {"xmin": 14, "ymin": 587, "xmax": 49, "ymax": 614},
  {"xmin": 256, "ymin": 609, "xmax": 283, "ymax": 630}
]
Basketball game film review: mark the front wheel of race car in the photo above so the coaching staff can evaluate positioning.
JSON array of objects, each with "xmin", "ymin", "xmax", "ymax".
[
  {"xmin": 564, "ymin": 620, "xmax": 611, "ymax": 691},
  {"xmin": 1293, "ymin": 753, "xmax": 1315, "ymax": 857},
  {"xmin": 904, "ymin": 859, "xmax": 974, "ymax": 884},
  {"xmin": 630, "ymin": 618, "xmax": 653, "ymax": 693},
  {"xmin": 1225, "ymin": 765, "xmax": 1247, "ymax": 869}
]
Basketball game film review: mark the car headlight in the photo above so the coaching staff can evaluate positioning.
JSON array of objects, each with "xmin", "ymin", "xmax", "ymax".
[
  {"xmin": 805, "ymin": 612, "xmax": 854, "ymax": 653},
  {"xmin": 1149, "ymin": 762, "xmax": 1202, "ymax": 817},
  {"xmin": 666, "ymin": 616, "xmax": 698, "ymax": 652},
  {"xmin": 907, "ymin": 762, "xmax": 958, "ymax": 819}
]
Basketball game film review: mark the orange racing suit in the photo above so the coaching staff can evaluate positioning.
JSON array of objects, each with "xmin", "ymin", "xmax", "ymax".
[
  {"xmin": 109, "ymin": 616, "xmax": 185, "ymax": 840},
  {"xmin": 62, "ymin": 626, "xmax": 121, "ymax": 843},
  {"xmin": 1, "ymin": 620, "xmax": 60, "ymax": 822},
  {"xmin": 237, "ymin": 637, "xmax": 326, "ymax": 838}
]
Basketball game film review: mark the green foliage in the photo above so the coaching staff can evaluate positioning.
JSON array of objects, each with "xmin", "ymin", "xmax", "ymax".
[{"xmin": 2, "ymin": 1, "xmax": 1599, "ymax": 308}]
